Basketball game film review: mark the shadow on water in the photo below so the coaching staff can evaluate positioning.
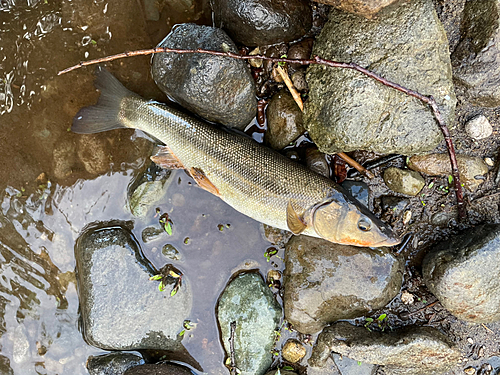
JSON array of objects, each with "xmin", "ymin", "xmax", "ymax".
[{"xmin": 0, "ymin": 0, "xmax": 278, "ymax": 374}]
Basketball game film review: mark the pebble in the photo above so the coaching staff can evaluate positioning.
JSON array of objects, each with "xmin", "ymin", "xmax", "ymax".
[
  {"xmin": 485, "ymin": 157, "xmax": 494, "ymax": 167},
  {"xmin": 282, "ymin": 339, "xmax": 307, "ymax": 363},
  {"xmin": 464, "ymin": 367, "xmax": 476, "ymax": 375},
  {"xmin": 401, "ymin": 290, "xmax": 415, "ymax": 305},
  {"xmin": 305, "ymin": 148, "xmax": 330, "ymax": 178},
  {"xmin": 383, "ymin": 167, "xmax": 425, "ymax": 196},
  {"xmin": 465, "ymin": 115, "xmax": 493, "ymax": 140}
]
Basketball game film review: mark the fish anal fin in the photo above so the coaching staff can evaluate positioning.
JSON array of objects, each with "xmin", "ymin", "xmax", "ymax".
[
  {"xmin": 190, "ymin": 167, "xmax": 220, "ymax": 197},
  {"xmin": 151, "ymin": 145, "xmax": 185, "ymax": 170},
  {"xmin": 287, "ymin": 201, "xmax": 307, "ymax": 235}
]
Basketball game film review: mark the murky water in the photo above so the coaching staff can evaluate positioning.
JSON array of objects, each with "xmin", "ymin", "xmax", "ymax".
[{"xmin": 0, "ymin": 1, "xmax": 281, "ymax": 374}]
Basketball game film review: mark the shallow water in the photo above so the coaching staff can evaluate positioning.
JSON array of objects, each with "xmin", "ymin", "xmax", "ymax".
[{"xmin": 0, "ymin": 1, "xmax": 282, "ymax": 374}]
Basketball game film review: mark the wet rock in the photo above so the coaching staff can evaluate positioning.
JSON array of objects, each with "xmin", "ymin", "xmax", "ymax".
[
  {"xmin": 341, "ymin": 180, "xmax": 369, "ymax": 207},
  {"xmin": 423, "ymin": 224, "xmax": 500, "ymax": 323},
  {"xmin": 124, "ymin": 363, "xmax": 194, "ymax": 375},
  {"xmin": 288, "ymin": 38, "xmax": 314, "ymax": 70},
  {"xmin": 77, "ymin": 134, "xmax": 110, "ymax": 176},
  {"xmin": 306, "ymin": 148, "xmax": 330, "ymax": 178},
  {"xmin": 312, "ymin": 0, "xmax": 400, "ymax": 19},
  {"xmin": 430, "ymin": 211, "xmax": 456, "ymax": 227},
  {"xmin": 87, "ymin": 352, "xmax": 144, "ymax": 375},
  {"xmin": 265, "ymin": 90, "xmax": 305, "ymax": 150},
  {"xmin": 451, "ymin": 0, "xmax": 500, "ymax": 107},
  {"xmin": 141, "ymin": 227, "xmax": 165, "ymax": 243},
  {"xmin": 383, "ymin": 167, "xmax": 425, "ymax": 197},
  {"xmin": 332, "ymin": 353, "xmax": 376, "ymax": 375},
  {"xmin": 212, "ymin": 0, "xmax": 312, "ymax": 46},
  {"xmin": 309, "ymin": 322, "xmax": 461, "ymax": 374},
  {"xmin": 262, "ymin": 224, "xmax": 293, "ymax": 248},
  {"xmin": 129, "ymin": 181, "xmax": 167, "ymax": 217},
  {"xmin": 408, "ymin": 154, "xmax": 489, "ymax": 191},
  {"xmin": 75, "ymin": 225, "xmax": 192, "ymax": 350},
  {"xmin": 291, "ymin": 71, "xmax": 308, "ymax": 91},
  {"xmin": 151, "ymin": 24, "xmax": 256, "ymax": 130},
  {"xmin": 265, "ymin": 371, "xmax": 297, "ymax": 375},
  {"xmin": 53, "ymin": 140, "xmax": 77, "ymax": 180},
  {"xmin": 0, "ymin": 355, "xmax": 13, "ymax": 375},
  {"xmin": 465, "ymin": 115, "xmax": 493, "ymax": 140},
  {"xmin": 381, "ymin": 196, "xmax": 410, "ymax": 216},
  {"xmin": 304, "ymin": 0, "xmax": 456, "ymax": 155},
  {"xmin": 217, "ymin": 272, "xmax": 282, "ymax": 375},
  {"xmin": 282, "ymin": 339, "xmax": 307, "ymax": 363},
  {"xmin": 162, "ymin": 244, "xmax": 181, "ymax": 261},
  {"xmin": 284, "ymin": 236, "xmax": 403, "ymax": 334}
]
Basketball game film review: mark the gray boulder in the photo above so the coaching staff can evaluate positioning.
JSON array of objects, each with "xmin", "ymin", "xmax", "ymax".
[
  {"xmin": 309, "ymin": 322, "xmax": 461, "ymax": 375},
  {"xmin": 75, "ymin": 224, "xmax": 192, "ymax": 350},
  {"xmin": 312, "ymin": 0, "xmax": 400, "ymax": 19},
  {"xmin": 151, "ymin": 24, "xmax": 256, "ymax": 130},
  {"xmin": 87, "ymin": 352, "xmax": 144, "ymax": 375},
  {"xmin": 304, "ymin": 0, "xmax": 456, "ymax": 155},
  {"xmin": 217, "ymin": 272, "xmax": 282, "ymax": 375},
  {"xmin": 212, "ymin": 0, "xmax": 312, "ymax": 46},
  {"xmin": 423, "ymin": 224, "xmax": 500, "ymax": 323},
  {"xmin": 284, "ymin": 236, "xmax": 403, "ymax": 334},
  {"xmin": 451, "ymin": 0, "xmax": 500, "ymax": 107}
]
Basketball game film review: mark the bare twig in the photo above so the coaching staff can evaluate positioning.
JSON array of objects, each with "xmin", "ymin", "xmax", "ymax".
[
  {"xmin": 58, "ymin": 47, "xmax": 465, "ymax": 219},
  {"xmin": 229, "ymin": 321, "xmax": 237, "ymax": 375},
  {"xmin": 337, "ymin": 152, "xmax": 375, "ymax": 179}
]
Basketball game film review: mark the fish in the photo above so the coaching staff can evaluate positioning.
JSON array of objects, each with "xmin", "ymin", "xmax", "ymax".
[{"xmin": 72, "ymin": 68, "xmax": 401, "ymax": 247}]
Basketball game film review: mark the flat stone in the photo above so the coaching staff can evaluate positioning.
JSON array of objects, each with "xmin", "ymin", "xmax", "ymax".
[
  {"xmin": 423, "ymin": 224, "xmax": 500, "ymax": 323},
  {"xmin": 284, "ymin": 236, "xmax": 403, "ymax": 334},
  {"xmin": 87, "ymin": 352, "xmax": 144, "ymax": 375},
  {"xmin": 304, "ymin": 0, "xmax": 456, "ymax": 155},
  {"xmin": 311, "ymin": 0, "xmax": 400, "ymax": 19},
  {"xmin": 408, "ymin": 153, "xmax": 489, "ymax": 191},
  {"xmin": 75, "ymin": 224, "xmax": 192, "ymax": 350},
  {"xmin": 212, "ymin": 0, "xmax": 312, "ymax": 46},
  {"xmin": 217, "ymin": 272, "xmax": 282, "ymax": 375},
  {"xmin": 151, "ymin": 23, "xmax": 256, "ymax": 130},
  {"xmin": 383, "ymin": 167, "xmax": 425, "ymax": 197},
  {"xmin": 309, "ymin": 322, "xmax": 461, "ymax": 375},
  {"xmin": 451, "ymin": 0, "xmax": 500, "ymax": 107}
]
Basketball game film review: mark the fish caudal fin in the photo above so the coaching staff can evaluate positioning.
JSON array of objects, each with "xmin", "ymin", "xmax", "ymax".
[{"xmin": 72, "ymin": 67, "xmax": 136, "ymax": 134}]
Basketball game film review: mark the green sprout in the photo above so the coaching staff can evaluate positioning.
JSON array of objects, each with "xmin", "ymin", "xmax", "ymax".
[
  {"xmin": 264, "ymin": 248, "xmax": 278, "ymax": 262},
  {"xmin": 448, "ymin": 175, "xmax": 453, "ymax": 184},
  {"xmin": 159, "ymin": 213, "xmax": 173, "ymax": 235},
  {"xmin": 278, "ymin": 54, "xmax": 287, "ymax": 67}
]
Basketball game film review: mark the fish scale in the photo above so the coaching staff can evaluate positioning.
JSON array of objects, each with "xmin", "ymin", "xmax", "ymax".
[{"xmin": 72, "ymin": 68, "xmax": 400, "ymax": 247}]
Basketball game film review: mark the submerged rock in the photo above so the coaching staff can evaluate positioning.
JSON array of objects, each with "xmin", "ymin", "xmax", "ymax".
[
  {"xmin": 408, "ymin": 153, "xmax": 489, "ymax": 191},
  {"xmin": 129, "ymin": 180, "xmax": 167, "ymax": 217},
  {"xmin": 306, "ymin": 148, "xmax": 330, "ymax": 178},
  {"xmin": 383, "ymin": 167, "xmax": 425, "ymax": 197},
  {"xmin": 265, "ymin": 90, "xmax": 305, "ymax": 150},
  {"xmin": 75, "ymin": 224, "xmax": 192, "ymax": 350},
  {"xmin": 341, "ymin": 180, "xmax": 369, "ymax": 207},
  {"xmin": 212, "ymin": 0, "xmax": 312, "ymax": 46},
  {"xmin": 304, "ymin": 0, "xmax": 456, "ymax": 155},
  {"xmin": 309, "ymin": 322, "xmax": 460, "ymax": 375},
  {"xmin": 452, "ymin": 0, "xmax": 500, "ymax": 107},
  {"xmin": 284, "ymin": 236, "xmax": 403, "ymax": 334},
  {"xmin": 124, "ymin": 363, "xmax": 194, "ymax": 375},
  {"xmin": 423, "ymin": 224, "xmax": 500, "ymax": 323},
  {"xmin": 217, "ymin": 272, "xmax": 282, "ymax": 375},
  {"xmin": 151, "ymin": 24, "xmax": 256, "ymax": 130},
  {"xmin": 87, "ymin": 352, "xmax": 144, "ymax": 375},
  {"xmin": 312, "ymin": 0, "xmax": 400, "ymax": 19}
]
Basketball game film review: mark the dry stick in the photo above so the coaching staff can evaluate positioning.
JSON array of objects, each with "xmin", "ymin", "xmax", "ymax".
[
  {"xmin": 229, "ymin": 321, "xmax": 237, "ymax": 375},
  {"xmin": 58, "ymin": 47, "xmax": 465, "ymax": 219},
  {"xmin": 277, "ymin": 64, "xmax": 374, "ymax": 179}
]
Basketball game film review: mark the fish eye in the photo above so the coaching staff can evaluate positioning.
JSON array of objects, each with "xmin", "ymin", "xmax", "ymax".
[{"xmin": 358, "ymin": 218, "xmax": 372, "ymax": 232}]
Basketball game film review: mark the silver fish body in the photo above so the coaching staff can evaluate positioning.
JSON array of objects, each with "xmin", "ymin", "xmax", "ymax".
[{"xmin": 73, "ymin": 68, "xmax": 400, "ymax": 247}]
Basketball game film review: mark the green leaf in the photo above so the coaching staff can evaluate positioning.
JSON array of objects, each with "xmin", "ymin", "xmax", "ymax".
[
  {"xmin": 428, "ymin": 181, "xmax": 434, "ymax": 189},
  {"xmin": 158, "ymin": 281, "xmax": 165, "ymax": 292},
  {"xmin": 358, "ymin": 361, "xmax": 362, "ymax": 366},
  {"xmin": 170, "ymin": 287, "xmax": 178, "ymax": 297},
  {"xmin": 169, "ymin": 270, "xmax": 181, "ymax": 278},
  {"xmin": 179, "ymin": 330, "xmax": 185, "ymax": 337},
  {"xmin": 164, "ymin": 221, "xmax": 172, "ymax": 235},
  {"xmin": 448, "ymin": 175, "xmax": 453, "ymax": 184},
  {"xmin": 377, "ymin": 314, "xmax": 387, "ymax": 321},
  {"xmin": 150, "ymin": 275, "xmax": 162, "ymax": 281},
  {"xmin": 365, "ymin": 317, "xmax": 373, "ymax": 322},
  {"xmin": 283, "ymin": 366, "xmax": 294, "ymax": 370}
]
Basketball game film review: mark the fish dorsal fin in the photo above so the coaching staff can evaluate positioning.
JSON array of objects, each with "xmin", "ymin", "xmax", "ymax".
[
  {"xmin": 150, "ymin": 145, "xmax": 185, "ymax": 170},
  {"xmin": 189, "ymin": 167, "xmax": 220, "ymax": 197},
  {"xmin": 287, "ymin": 201, "xmax": 307, "ymax": 235}
]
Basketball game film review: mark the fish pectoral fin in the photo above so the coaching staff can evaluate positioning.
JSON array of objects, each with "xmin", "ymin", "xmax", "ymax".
[
  {"xmin": 287, "ymin": 201, "xmax": 307, "ymax": 235},
  {"xmin": 189, "ymin": 167, "xmax": 220, "ymax": 197},
  {"xmin": 150, "ymin": 145, "xmax": 185, "ymax": 170}
]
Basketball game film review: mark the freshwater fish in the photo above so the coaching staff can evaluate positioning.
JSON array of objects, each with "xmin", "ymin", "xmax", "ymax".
[{"xmin": 73, "ymin": 68, "xmax": 401, "ymax": 247}]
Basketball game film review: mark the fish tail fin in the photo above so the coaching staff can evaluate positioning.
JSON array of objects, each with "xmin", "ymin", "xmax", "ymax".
[{"xmin": 72, "ymin": 67, "xmax": 137, "ymax": 134}]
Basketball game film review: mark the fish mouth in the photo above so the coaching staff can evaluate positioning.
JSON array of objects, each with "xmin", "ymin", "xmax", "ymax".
[{"xmin": 375, "ymin": 235, "xmax": 402, "ymax": 247}]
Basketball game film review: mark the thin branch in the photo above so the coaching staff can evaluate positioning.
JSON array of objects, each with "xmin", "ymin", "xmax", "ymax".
[
  {"xmin": 337, "ymin": 152, "xmax": 375, "ymax": 179},
  {"xmin": 229, "ymin": 321, "xmax": 237, "ymax": 375},
  {"xmin": 58, "ymin": 47, "xmax": 466, "ymax": 219}
]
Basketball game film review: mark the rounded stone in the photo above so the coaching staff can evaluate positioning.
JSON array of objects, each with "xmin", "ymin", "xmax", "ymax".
[
  {"xmin": 383, "ymin": 167, "xmax": 425, "ymax": 196},
  {"xmin": 465, "ymin": 115, "xmax": 493, "ymax": 140},
  {"xmin": 212, "ymin": 0, "xmax": 312, "ymax": 46},
  {"xmin": 423, "ymin": 224, "xmax": 500, "ymax": 323},
  {"xmin": 282, "ymin": 339, "xmax": 307, "ymax": 363},
  {"xmin": 312, "ymin": 0, "xmax": 401, "ymax": 19},
  {"xmin": 265, "ymin": 90, "xmax": 304, "ymax": 150},
  {"xmin": 151, "ymin": 23, "xmax": 256, "ymax": 130}
]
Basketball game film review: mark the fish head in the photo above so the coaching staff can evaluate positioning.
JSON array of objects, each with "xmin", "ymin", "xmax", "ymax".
[{"xmin": 312, "ymin": 198, "xmax": 401, "ymax": 247}]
